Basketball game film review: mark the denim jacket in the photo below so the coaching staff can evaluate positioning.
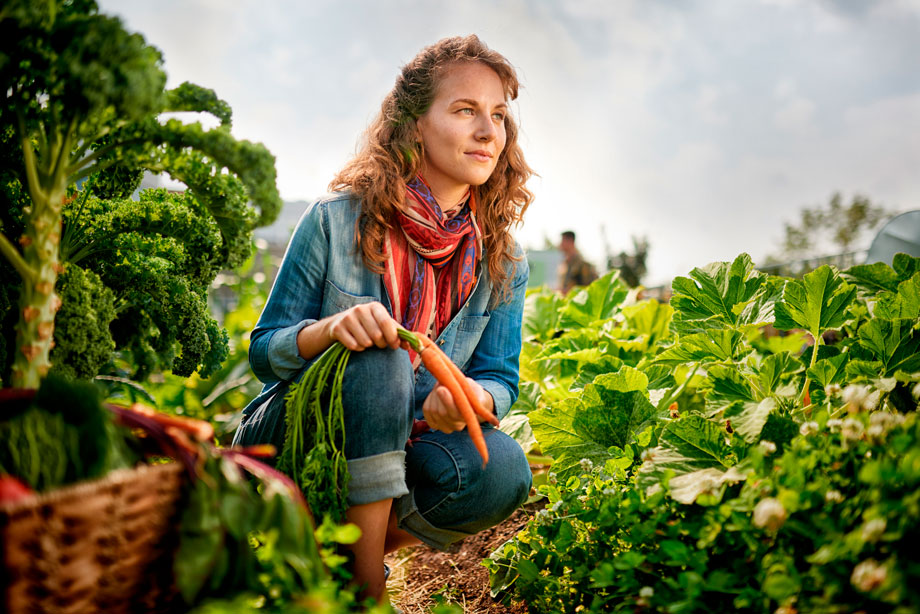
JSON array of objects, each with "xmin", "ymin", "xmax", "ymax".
[{"xmin": 242, "ymin": 191, "xmax": 528, "ymax": 422}]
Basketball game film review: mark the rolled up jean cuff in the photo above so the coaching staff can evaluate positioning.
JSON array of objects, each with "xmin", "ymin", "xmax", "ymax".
[
  {"xmin": 393, "ymin": 487, "xmax": 471, "ymax": 551},
  {"xmin": 345, "ymin": 451, "xmax": 409, "ymax": 505}
]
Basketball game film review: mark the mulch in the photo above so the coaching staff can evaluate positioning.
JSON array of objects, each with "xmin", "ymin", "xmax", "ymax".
[{"xmin": 385, "ymin": 501, "xmax": 540, "ymax": 613}]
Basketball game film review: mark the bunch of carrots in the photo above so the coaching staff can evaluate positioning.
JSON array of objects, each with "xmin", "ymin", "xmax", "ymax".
[
  {"xmin": 403, "ymin": 330, "xmax": 498, "ymax": 466},
  {"xmin": 279, "ymin": 327, "xmax": 499, "ymax": 523}
]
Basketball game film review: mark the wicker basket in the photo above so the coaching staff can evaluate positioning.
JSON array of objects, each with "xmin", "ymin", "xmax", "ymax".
[{"xmin": 1, "ymin": 462, "xmax": 186, "ymax": 614}]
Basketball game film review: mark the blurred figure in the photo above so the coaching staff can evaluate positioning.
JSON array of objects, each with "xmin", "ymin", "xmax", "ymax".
[{"xmin": 558, "ymin": 230, "xmax": 597, "ymax": 293}]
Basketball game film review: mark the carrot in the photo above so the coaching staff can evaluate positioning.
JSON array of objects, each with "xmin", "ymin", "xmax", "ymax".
[
  {"xmin": 128, "ymin": 402, "xmax": 215, "ymax": 442},
  {"xmin": 418, "ymin": 341, "xmax": 489, "ymax": 467},
  {"xmin": 418, "ymin": 335, "xmax": 499, "ymax": 428}
]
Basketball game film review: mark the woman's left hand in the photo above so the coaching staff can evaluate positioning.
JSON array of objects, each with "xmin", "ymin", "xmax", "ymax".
[{"xmin": 422, "ymin": 377, "xmax": 494, "ymax": 434}]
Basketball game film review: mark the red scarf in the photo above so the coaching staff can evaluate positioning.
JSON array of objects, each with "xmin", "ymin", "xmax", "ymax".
[{"xmin": 383, "ymin": 176, "xmax": 482, "ymax": 352}]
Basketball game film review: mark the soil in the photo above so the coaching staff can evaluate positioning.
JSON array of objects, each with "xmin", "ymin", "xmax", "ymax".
[{"xmin": 386, "ymin": 501, "xmax": 540, "ymax": 614}]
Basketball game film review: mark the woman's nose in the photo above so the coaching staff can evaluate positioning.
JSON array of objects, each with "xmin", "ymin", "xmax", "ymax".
[{"xmin": 475, "ymin": 116, "xmax": 497, "ymax": 142}]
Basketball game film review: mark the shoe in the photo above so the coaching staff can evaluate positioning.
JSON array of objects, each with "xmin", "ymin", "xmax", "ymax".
[{"xmin": 384, "ymin": 563, "xmax": 391, "ymax": 582}]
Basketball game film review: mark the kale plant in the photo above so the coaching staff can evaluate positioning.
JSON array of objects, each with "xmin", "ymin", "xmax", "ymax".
[{"xmin": 0, "ymin": 0, "xmax": 281, "ymax": 387}]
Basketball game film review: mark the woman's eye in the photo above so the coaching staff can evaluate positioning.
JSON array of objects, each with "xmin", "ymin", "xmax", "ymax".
[
  {"xmin": 459, "ymin": 108, "xmax": 474, "ymax": 115},
  {"xmin": 492, "ymin": 113, "xmax": 505, "ymax": 121}
]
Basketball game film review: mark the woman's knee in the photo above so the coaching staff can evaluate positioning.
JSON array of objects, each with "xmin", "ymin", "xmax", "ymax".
[
  {"xmin": 409, "ymin": 429, "xmax": 531, "ymax": 530},
  {"xmin": 340, "ymin": 346, "xmax": 415, "ymax": 457}
]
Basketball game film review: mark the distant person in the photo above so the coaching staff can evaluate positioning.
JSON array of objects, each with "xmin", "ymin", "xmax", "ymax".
[{"xmin": 558, "ymin": 230, "xmax": 597, "ymax": 293}]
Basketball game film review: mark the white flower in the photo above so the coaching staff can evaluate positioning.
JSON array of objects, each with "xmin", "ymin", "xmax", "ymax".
[
  {"xmin": 799, "ymin": 421, "xmax": 819, "ymax": 437},
  {"xmin": 826, "ymin": 418, "xmax": 843, "ymax": 432},
  {"xmin": 851, "ymin": 559, "xmax": 887, "ymax": 592},
  {"xmin": 551, "ymin": 501, "xmax": 564, "ymax": 513},
  {"xmin": 640, "ymin": 449, "xmax": 656, "ymax": 462},
  {"xmin": 842, "ymin": 384, "xmax": 881, "ymax": 412},
  {"xmin": 841, "ymin": 418, "xmax": 865, "ymax": 441},
  {"xmin": 913, "ymin": 381, "xmax": 920, "ymax": 400},
  {"xmin": 639, "ymin": 586, "xmax": 654, "ymax": 599},
  {"xmin": 579, "ymin": 458, "xmax": 594, "ymax": 473},
  {"xmin": 842, "ymin": 384, "xmax": 870, "ymax": 406},
  {"xmin": 868, "ymin": 411, "xmax": 902, "ymax": 438},
  {"xmin": 753, "ymin": 498, "xmax": 787, "ymax": 531},
  {"xmin": 825, "ymin": 383, "xmax": 842, "ymax": 398},
  {"xmin": 602, "ymin": 487, "xmax": 616, "ymax": 496},
  {"xmin": 759, "ymin": 440, "xmax": 778, "ymax": 455},
  {"xmin": 861, "ymin": 518, "xmax": 887, "ymax": 542},
  {"xmin": 548, "ymin": 472, "xmax": 558, "ymax": 485},
  {"xmin": 825, "ymin": 489, "xmax": 844, "ymax": 504}
]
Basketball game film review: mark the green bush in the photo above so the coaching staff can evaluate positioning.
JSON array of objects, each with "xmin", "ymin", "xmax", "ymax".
[{"xmin": 488, "ymin": 254, "xmax": 920, "ymax": 613}]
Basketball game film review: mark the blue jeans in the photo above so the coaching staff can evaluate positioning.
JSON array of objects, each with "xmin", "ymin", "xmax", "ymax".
[{"xmin": 232, "ymin": 346, "xmax": 532, "ymax": 550}]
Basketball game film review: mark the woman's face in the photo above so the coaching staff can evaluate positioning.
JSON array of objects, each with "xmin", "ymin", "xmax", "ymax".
[{"xmin": 417, "ymin": 61, "xmax": 508, "ymax": 208}]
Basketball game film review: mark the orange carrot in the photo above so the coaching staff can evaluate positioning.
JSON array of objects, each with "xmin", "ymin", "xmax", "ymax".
[
  {"xmin": 418, "ymin": 335, "xmax": 499, "ymax": 427},
  {"xmin": 418, "ymin": 341, "xmax": 489, "ymax": 466},
  {"xmin": 128, "ymin": 402, "xmax": 215, "ymax": 442}
]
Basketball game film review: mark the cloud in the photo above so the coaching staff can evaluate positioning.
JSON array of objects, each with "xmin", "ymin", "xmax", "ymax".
[{"xmin": 99, "ymin": 0, "xmax": 920, "ymax": 288}]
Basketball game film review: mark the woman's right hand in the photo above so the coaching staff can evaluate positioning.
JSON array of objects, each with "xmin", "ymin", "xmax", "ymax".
[{"xmin": 297, "ymin": 302, "xmax": 401, "ymax": 359}]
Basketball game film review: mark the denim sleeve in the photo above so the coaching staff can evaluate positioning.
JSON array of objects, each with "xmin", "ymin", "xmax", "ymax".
[
  {"xmin": 465, "ymin": 246, "xmax": 529, "ymax": 421},
  {"xmin": 249, "ymin": 201, "xmax": 329, "ymax": 384}
]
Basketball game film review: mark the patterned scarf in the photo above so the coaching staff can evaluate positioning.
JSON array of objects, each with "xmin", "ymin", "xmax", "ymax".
[{"xmin": 383, "ymin": 175, "xmax": 482, "ymax": 348}]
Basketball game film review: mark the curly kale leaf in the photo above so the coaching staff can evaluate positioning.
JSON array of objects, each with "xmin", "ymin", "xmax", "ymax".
[{"xmin": 50, "ymin": 264, "xmax": 116, "ymax": 380}]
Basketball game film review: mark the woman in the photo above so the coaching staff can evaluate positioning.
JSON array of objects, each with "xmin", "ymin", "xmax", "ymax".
[{"xmin": 233, "ymin": 34, "xmax": 534, "ymax": 603}]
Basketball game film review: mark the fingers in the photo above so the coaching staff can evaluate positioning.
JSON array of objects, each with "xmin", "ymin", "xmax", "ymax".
[
  {"xmin": 422, "ymin": 385, "xmax": 467, "ymax": 434},
  {"xmin": 327, "ymin": 302, "xmax": 400, "ymax": 351}
]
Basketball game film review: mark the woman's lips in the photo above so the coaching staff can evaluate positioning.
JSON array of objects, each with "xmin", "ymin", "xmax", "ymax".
[{"xmin": 465, "ymin": 151, "xmax": 493, "ymax": 162}]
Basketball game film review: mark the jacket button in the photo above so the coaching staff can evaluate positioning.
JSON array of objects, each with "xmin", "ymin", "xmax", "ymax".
[{"xmin": 438, "ymin": 339, "xmax": 445, "ymax": 345}]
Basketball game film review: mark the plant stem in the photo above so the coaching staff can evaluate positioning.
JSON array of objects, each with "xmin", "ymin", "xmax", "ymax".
[
  {"xmin": 10, "ymin": 124, "xmax": 70, "ymax": 389},
  {"xmin": 0, "ymin": 233, "xmax": 35, "ymax": 283}
]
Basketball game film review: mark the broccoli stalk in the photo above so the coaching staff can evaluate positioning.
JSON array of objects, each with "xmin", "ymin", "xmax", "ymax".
[{"xmin": 0, "ymin": 1, "xmax": 281, "ymax": 388}]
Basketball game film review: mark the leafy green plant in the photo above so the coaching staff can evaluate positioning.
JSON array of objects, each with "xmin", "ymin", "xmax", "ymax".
[
  {"xmin": 487, "ymin": 253, "xmax": 920, "ymax": 613},
  {"xmin": 0, "ymin": 0, "xmax": 281, "ymax": 388}
]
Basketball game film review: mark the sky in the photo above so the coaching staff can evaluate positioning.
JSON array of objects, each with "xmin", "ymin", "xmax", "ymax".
[{"xmin": 100, "ymin": 0, "xmax": 920, "ymax": 287}]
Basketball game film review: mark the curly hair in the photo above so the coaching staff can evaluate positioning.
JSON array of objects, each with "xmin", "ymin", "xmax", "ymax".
[{"xmin": 330, "ymin": 34, "xmax": 534, "ymax": 300}]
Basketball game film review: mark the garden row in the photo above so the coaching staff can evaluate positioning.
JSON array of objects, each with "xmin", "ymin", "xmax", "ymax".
[{"xmin": 488, "ymin": 253, "xmax": 920, "ymax": 613}]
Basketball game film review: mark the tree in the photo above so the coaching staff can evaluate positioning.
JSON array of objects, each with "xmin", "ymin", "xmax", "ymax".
[
  {"xmin": 601, "ymin": 226, "xmax": 649, "ymax": 288},
  {"xmin": 0, "ymin": 0, "xmax": 281, "ymax": 388},
  {"xmin": 768, "ymin": 192, "xmax": 893, "ymax": 264}
]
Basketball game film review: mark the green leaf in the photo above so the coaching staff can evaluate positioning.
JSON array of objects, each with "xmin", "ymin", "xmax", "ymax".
[
  {"xmin": 521, "ymin": 287, "xmax": 564, "ymax": 341},
  {"xmin": 571, "ymin": 355, "xmax": 625, "ymax": 391},
  {"xmin": 756, "ymin": 352, "xmax": 803, "ymax": 394},
  {"xmin": 653, "ymin": 329, "xmax": 744, "ymax": 366},
  {"xmin": 622, "ymin": 299, "xmax": 674, "ymax": 349},
  {"xmin": 875, "ymin": 273, "xmax": 920, "ymax": 321},
  {"xmin": 670, "ymin": 254, "xmax": 770, "ymax": 334},
  {"xmin": 757, "ymin": 331, "xmax": 809, "ymax": 355},
  {"xmin": 893, "ymin": 253, "xmax": 920, "ymax": 279},
  {"xmin": 530, "ymin": 398, "xmax": 611, "ymax": 480},
  {"xmin": 724, "ymin": 398, "xmax": 775, "ymax": 443},
  {"xmin": 531, "ymin": 369, "xmax": 656, "ymax": 480},
  {"xmin": 845, "ymin": 359, "xmax": 886, "ymax": 380},
  {"xmin": 558, "ymin": 270, "xmax": 629, "ymax": 329},
  {"xmin": 856, "ymin": 318, "xmax": 920, "ymax": 376},
  {"xmin": 705, "ymin": 365, "xmax": 756, "ymax": 405},
  {"xmin": 773, "ymin": 265, "xmax": 857, "ymax": 341},
  {"xmin": 636, "ymin": 415, "xmax": 735, "ymax": 499},
  {"xmin": 499, "ymin": 412, "xmax": 537, "ymax": 454},
  {"xmin": 843, "ymin": 262, "xmax": 901, "ymax": 294},
  {"xmin": 807, "ymin": 353, "xmax": 849, "ymax": 388}
]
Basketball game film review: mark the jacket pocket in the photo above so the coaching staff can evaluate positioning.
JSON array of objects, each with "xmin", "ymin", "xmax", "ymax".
[
  {"xmin": 321, "ymin": 279, "xmax": 380, "ymax": 318},
  {"xmin": 453, "ymin": 313, "xmax": 491, "ymax": 368}
]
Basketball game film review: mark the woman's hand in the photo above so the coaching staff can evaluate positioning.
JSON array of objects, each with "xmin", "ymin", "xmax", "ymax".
[
  {"xmin": 324, "ymin": 302, "xmax": 401, "ymax": 351},
  {"xmin": 297, "ymin": 302, "xmax": 401, "ymax": 359},
  {"xmin": 423, "ymin": 376, "xmax": 494, "ymax": 434}
]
